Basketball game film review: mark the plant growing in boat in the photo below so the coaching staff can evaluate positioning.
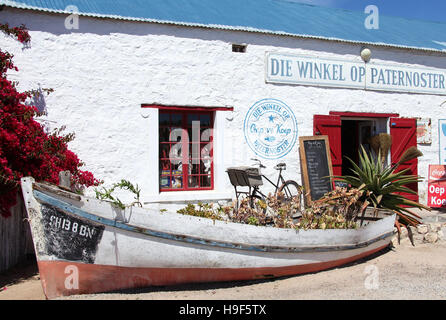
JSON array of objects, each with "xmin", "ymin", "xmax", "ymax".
[
  {"xmin": 229, "ymin": 192, "xmax": 302, "ymax": 227},
  {"xmin": 297, "ymin": 187, "xmax": 363, "ymax": 230},
  {"xmin": 266, "ymin": 191, "xmax": 302, "ymax": 227},
  {"xmin": 230, "ymin": 197, "xmax": 268, "ymax": 226},
  {"xmin": 334, "ymin": 145, "xmax": 430, "ymax": 230},
  {"xmin": 177, "ymin": 202, "xmax": 224, "ymax": 221},
  {"xmin": 94, "ymin": 179, "xmax": 141, "ymax": 210},
  {"xmin": 176, "ymin": 190, "xmax": 364, "ymax": 230},
  {"xmin": 175, "ymin": 192, "xmax": 300, "ymax": 228}
]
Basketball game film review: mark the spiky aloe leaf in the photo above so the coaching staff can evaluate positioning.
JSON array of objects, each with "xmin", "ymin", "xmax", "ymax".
[{"xmin": 332, "ymin": 144, "xmax": 430, "ymax": 227}]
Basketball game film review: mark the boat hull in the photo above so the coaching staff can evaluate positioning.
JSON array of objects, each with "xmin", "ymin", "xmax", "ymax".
[
  {"xmin": 38, "ymin": 243, "xmax": 388, "ymax": 299},
  {"xmin": 20, "ymin": 178, "xmax": 395, "ymax": 299}
]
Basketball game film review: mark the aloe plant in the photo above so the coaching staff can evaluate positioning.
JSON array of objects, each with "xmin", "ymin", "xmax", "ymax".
[{"xmin": 335, "ymin": 146, "xmax": 430, "ymax": 228}]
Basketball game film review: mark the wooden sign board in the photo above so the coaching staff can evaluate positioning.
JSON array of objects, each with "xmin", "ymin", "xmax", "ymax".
[{"xmin": 299, "ymin": 136, "xmax": 334, "ymax": 205}]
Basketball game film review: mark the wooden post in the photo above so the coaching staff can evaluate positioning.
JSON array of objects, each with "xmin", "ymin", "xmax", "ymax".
[{"xmin": 59, "ymin": 171, "xmax": 71, "ymax": 190}]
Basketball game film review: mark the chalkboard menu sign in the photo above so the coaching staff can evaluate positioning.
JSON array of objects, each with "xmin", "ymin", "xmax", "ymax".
[{"xmin": 299, "ymin": 136, "xmax": 333, "ymax": 205}]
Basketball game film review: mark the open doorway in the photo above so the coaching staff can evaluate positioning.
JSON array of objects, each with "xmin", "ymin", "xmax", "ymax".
[
  {"xmin": 313, "ymin": 112, "xmax": 419, "ymax": 203},
  {"xmin": 340, "ymin": 118, "xmax": 388, "ymax": 176}
]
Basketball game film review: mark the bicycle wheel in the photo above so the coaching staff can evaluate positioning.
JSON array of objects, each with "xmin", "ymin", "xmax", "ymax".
[{"xmin": 278, "ymin": 180, "xmax": 303, "ymax": 207}]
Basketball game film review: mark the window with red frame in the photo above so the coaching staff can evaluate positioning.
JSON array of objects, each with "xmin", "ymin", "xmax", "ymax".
[{"xmin": 159, "ymin": 110, "xmax": 214, "ymax": 191}]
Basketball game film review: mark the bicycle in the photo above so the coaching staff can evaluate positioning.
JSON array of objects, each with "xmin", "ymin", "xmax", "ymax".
[
  {"xmin": 226, "ymin": 159, "xmax": 303, "ymax": 214},
  {"xmin": 249, "ymin": 158, "xmax": 302, "ymax": 206}
]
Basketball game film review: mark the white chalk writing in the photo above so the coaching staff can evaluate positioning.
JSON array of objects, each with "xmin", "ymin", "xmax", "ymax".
[{"xmin": 49, "ymin": 215, "xmax": 96, "ymax": 239}]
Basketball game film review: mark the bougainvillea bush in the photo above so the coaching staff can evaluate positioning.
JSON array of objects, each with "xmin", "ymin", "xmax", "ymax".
[{"xmin": 0, "ymin": 24, "xmax": 100, "ymax": 217}]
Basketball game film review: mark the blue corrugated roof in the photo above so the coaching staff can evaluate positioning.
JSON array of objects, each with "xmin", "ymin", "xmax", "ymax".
[{"xmin": 2, "ymin": 0, "xmax": 446, "ymax": 53}]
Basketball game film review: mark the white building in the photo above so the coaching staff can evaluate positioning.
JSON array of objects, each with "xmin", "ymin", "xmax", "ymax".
[{"xmin": 1, "ymin": 0, "xmax": 446, "ymax": 209}]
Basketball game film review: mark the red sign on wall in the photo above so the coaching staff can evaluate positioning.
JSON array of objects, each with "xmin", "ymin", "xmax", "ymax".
[{"xmin": 428, "ymin": 165, "xmax": 446, "ymax": 208}]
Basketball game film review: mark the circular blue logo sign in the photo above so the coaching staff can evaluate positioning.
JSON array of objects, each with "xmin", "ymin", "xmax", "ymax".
[{"xmin": 244, "ymin": 98, "xmax": 298, "ymax": 160}]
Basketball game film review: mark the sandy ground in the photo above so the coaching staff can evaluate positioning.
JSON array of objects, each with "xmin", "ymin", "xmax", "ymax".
[{"xmin": 1, "ymin": 241, "xmax": 445, "ymax": 300}]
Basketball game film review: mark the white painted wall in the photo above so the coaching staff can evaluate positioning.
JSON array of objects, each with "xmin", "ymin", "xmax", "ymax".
[{"xmin": 1, "ymin": 8, "xmax": 446, "ymax": 207}]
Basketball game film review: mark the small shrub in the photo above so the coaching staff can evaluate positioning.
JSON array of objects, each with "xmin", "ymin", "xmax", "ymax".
[
  {"xmin": 95, "ymin": 179, "xmax": 141, "ymax": 209},
  {"xmin": 230, "ymin": 197, "xmax": 268, "ymax": 226},
  {"xmin": 176, "ymin": 192, "xmax": 300, "ymax": 229},
  {"xmin": 296, "ymin": 187, "xmax": 363, "ymax": 230},
  {"xmin": 266, "ymin": 192, "xmax": 301, "ymax": 228},
  {"xmin": 177, "ymin": 202, "xmax": 224, "ymax": 221},
  {"xmin": 176, "ymin": 189, "xmax": 364, "ymax": 230}
]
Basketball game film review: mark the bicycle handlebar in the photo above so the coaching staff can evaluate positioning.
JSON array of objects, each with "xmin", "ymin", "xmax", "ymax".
[{"xmin": 251, "ymin": 158, "xmax": 266, "ymax": 169}]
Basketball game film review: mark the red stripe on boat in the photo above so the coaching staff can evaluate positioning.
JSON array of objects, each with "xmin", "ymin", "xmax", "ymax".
[{"xmin": 38, "ymin": 244, "xmax": 388, "ymax": 299}]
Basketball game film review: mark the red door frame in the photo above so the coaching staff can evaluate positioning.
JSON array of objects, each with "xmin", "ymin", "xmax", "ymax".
[
  {"xmin": 314, "ymin": 112, "xmax": 419, "ymax": 201},
  {"xmin": 313, "ymin": 115, "xmax": 342, "ymax": 177},
  {"xmin": 390, "ymin": 117, "xmax": 419, "ymax": 202},
  {"xmin": 329, "ymin": 111, "xmax": 399, "ymax": 118}
]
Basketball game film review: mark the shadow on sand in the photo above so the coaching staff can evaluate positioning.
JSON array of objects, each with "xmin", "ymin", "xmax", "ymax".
[{"xmin": 0, "ymin": 255, "xmax": 39, "ymax": 289}]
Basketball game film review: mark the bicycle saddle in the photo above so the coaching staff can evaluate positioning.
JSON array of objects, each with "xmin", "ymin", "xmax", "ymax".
[{"xmin": 274, "ymin": 163, "xmax": 286, "ymax": 170}]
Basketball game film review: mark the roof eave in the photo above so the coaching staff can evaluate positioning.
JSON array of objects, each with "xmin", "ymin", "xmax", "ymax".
[{"xmin": 2, "ymin": 2, "xmax": 446, "ymax": 55}]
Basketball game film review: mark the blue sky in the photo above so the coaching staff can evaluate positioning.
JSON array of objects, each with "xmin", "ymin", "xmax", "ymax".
[{"xmin": 295, "ymin": 0, "xmax": 446, "ymax": 23}]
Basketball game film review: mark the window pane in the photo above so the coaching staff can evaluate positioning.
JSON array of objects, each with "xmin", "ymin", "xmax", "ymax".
[
  {"xmin": 172, "ymin": 163, "xmax": 183, "ymax": 173},
  {"xmin": 168, "ymin": 144, "xmax": 183, "ymax": 161},
  {"xmin": 187, "ymin": 114, "xmax": 200, "ymax": 126},
  {"xmin": 201, "ymin": 143, "xmax": 212, "ymax": 157},
  {"xmin": 172, "ymin": 164, "xmax": 183, "ymax": 174},
  {"xmin": 160, "ymin": 159, "xmax": 170, "ymax": 172},
  {"xmin": 188, "ymin": 176, "xmax": 199, "ymax": 188},
  {"xmin": 187, "ymin": 127, "xmax": 201, "ymax": 144},
  {"xmin": 201, "ymin": 128, "xmax": 212, "ymax": 142},
  {"xmin": 160, "ymin": 175, "xmax": 171, "ymax": 189},
  {"xmin": 159, "ymin": 127, "xmax": 170, "ymax": 142},
  {"xmin": 159, "ymin": 113, "xmax": 170, "ymax": 126},
  {"xmin": 200, "ymin": 159, "xmax": 211, "ymax": 174},
  {"xmin": 187, "ymin": 143, "xmax": 199, "ymax": 162},
  {"xmin": 171, "ymin": 176, "xmax": 183, "ymax": 189},
  {"xmin": 171, "ymin": 114, "xmax": 182, "ymax": 126},
  {"xmin": 200, "ymin": 114, "xmax": 211, "ymax": 127},
  {"xmin": 200, "ymin": 175, "xmax": 212, "ymax": 188},
  {"xmin": 169, "ymin": 128, "xmax": 183, "ymax": 142},
  {"xmin": 187, "ymin": 128, "xmax": 194, "ymax": 144},
  {"xmin": 189, "ymin": 163, "xmax": 199, "ymax": 175},
  {"xmin": 160, "ymin": 143, "xmax": 171, "ymax": 158}
]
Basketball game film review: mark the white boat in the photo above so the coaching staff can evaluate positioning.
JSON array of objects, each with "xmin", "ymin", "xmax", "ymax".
[{"xmin": 21, "ymin": 177, "xmax": 396, "ymax": 299}]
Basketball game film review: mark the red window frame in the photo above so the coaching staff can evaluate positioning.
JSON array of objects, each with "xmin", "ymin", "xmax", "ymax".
[{"xmin": 159, "ymin": 109, "xmax": 214, "ymax": 192}]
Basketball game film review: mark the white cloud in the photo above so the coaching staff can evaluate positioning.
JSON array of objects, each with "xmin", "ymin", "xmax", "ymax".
[
  {"xmin": 433, "ymin": 41, "xmax": 446, "ymax": 51},
  {"xmin": 433, "ymin": 40, "xmax": 446, "ymax": 47}
]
